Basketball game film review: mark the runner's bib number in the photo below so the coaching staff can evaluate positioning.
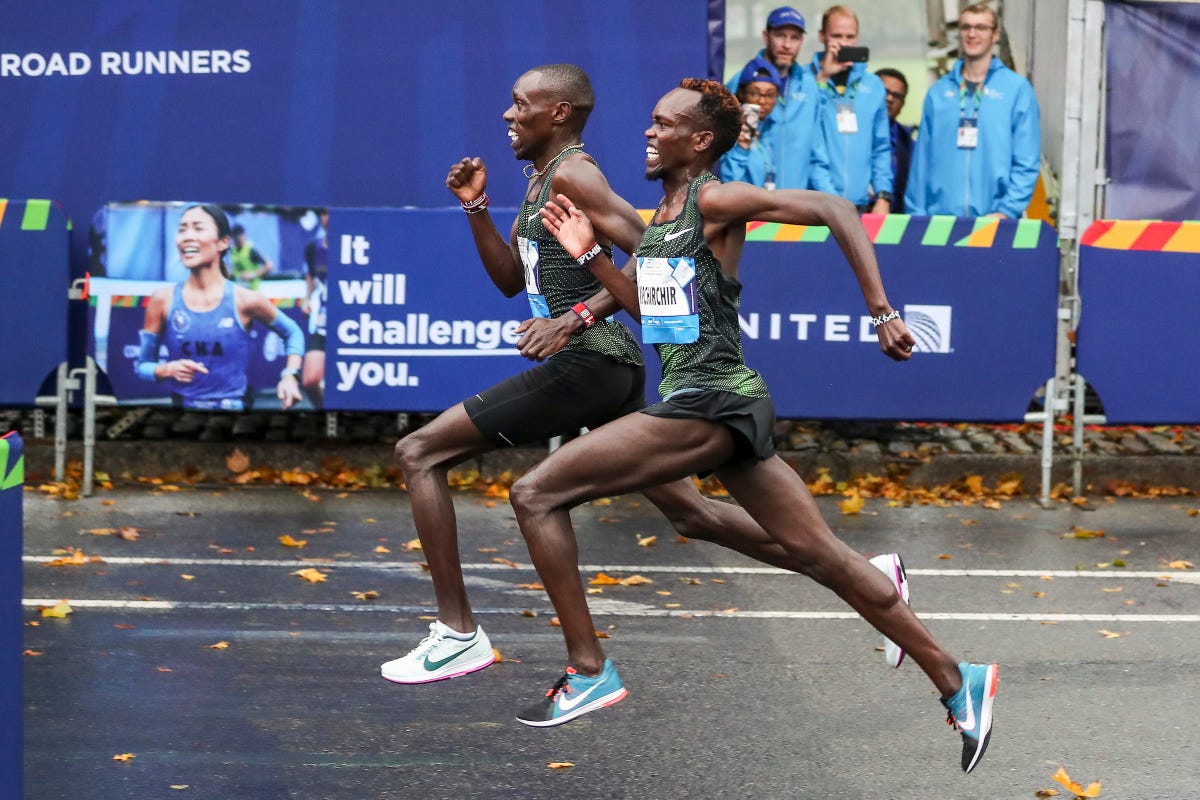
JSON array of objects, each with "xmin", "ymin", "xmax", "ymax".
[
  {"xmin": 517, "ymin": 236, "xmax": 550, "ymax": 318},
  {"xmin": 636, "ymin": 256, "xmax": 699, "ymax": 344}
]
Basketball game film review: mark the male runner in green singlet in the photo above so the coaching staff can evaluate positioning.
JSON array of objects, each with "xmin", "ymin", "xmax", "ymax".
[
  {"xmin": 519, "ymin": 78, "xmax": 999, "ymax": 774},
  {"xmin": 382, "ymin": 64, "xmax": 909, "ymax": 686}
]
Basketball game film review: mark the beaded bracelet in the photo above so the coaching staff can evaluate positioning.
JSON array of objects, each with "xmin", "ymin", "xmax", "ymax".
[
  {"xmin": 461, "ymin": 193, "xmax": 489, "ymax": 214},
  {"xmin": 870, "ymin": 310, "xmax": 901, "ymax": 327},
  {"xmin": 576, "ymin": 243, "xmax": 602, "ymax": 266}
]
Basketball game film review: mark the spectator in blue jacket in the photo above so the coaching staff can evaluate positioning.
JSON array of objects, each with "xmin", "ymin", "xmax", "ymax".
[
  {"xmin": 726, "ymin": 6, "xmax": 824, "ymax": 189},
  {"xmin": 720, "ymin": 58, "xmax": 784, "ymax": 188},
  {"xmin": 809, "ymin": 5, "xmax": 893, "ymax": 213},
  {"xmin": 876, "ymin": 67, "xmax": 914, "ymax": 214},
  {"xmin": 903, "ymin": 3, "xmax": 1041, "ymax": 218}
]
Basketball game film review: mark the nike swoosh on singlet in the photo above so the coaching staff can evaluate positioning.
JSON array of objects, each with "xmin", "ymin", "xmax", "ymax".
[
  {"xmin": 423, "ymin": 643, "xmax": 478, "ymax": 671},
  {"xmin": 663, "ymin": 227, "xmax": 695, "ymax": 241},
  {"xmin": 555, "ymin": 680, "xmax": 603, "ymax": 712}
]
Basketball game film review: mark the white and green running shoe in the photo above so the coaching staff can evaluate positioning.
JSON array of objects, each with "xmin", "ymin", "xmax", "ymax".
[
  {"xmin": 380, "ymin": 621, "xmax": 496, "ymax": 684},
  {"xmin": 516, "ymin": 659, "xmax": 628, "ymax": 727}
]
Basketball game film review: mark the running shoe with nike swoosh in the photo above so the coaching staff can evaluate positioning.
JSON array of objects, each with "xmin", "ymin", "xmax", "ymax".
[
  {"xmin": 380, "ymin": 620, "xmax": 496, "ymax": 684},
  {"xmin": 516, "ymin": 659, "xmax": 628, "ymax": 727},
  {"xmin": 868, "ymin": 552, "xmax": 910, "ymax": 668},
  {"xmin": 942, "ymin": 661, "xmax": 999, "ymax": 772}
]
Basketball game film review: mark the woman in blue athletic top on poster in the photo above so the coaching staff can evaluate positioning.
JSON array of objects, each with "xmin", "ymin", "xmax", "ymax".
[{"xmin": 134, "ymin": 204, "xmax": 305, "ymax": 411}]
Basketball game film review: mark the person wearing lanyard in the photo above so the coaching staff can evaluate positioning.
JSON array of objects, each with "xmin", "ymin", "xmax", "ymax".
[
  {"xmin": 808, "ymin": 5, "xmax": 893, "ymax": 214},
  {"xmin": 724, "ymin": 6, "xmax": 823, "ymax": 190},
  {"xmin": 720, "ymin": 57, "xmax": 784, "ymax": 189},
  {"xmin": 903, "ymin": 2, "xmax": 1041, "ymax": 218}
]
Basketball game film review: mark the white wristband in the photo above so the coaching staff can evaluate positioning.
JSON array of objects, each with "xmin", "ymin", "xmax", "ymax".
[{"xmin": 870, "ymin": 310, "xmax": 901, "ymax": 327}]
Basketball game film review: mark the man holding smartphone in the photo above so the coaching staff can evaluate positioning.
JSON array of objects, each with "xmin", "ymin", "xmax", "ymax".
[
  {"xmin": 809, "ymin": 5, "xmax": 894, "ymax": 214},
  {"xmin": 725, "ymin": 6, "xmax": 823, "ymax": 190}
]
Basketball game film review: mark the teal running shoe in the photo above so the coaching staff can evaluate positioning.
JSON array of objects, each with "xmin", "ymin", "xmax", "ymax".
[
  {"xmin": 942, "ymin": 662, "xmax": 999, "ymax": 772},
  {"xmin": 517, "ymin": 659, "xmax": 628, "ymax": 727}
]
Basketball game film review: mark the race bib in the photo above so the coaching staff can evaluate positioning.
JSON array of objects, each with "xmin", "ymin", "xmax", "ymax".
[
  {"xmin": 636, "ymin": 256, "xmax": 699, "ymax": 344},
  {"xmin": 518, "ymin": 236, "xmax": 550, "ymax": 318}
]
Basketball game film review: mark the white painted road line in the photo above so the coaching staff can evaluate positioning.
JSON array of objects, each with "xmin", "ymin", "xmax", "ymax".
[
  {"xmin": 19, "ymin": 598, "xmax": 1200, "ymax": 622},
  {"xmin": 20, "ymin": 555, "xmax": 1200, "ymax": 583}
]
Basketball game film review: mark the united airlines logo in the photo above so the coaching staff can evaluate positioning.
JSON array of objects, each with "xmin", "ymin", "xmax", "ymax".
[{"xmin": 903, "ymin": 304, "xmax": 952, "ymax": 353}]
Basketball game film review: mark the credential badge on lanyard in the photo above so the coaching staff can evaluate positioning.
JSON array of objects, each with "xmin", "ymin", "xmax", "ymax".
[
  {"xmin": 957, "ymin": 81, "xmax": 982, "ymax": 149},
  {"xmin": 836, "ymin": 101, "xmax": 858, "ymax": 134},
  {"xmin": 636, "ymin": 256, "xmax": 699, "ymax": 344},
  {"xmin": 517, "ymin": 236, "xmax": 550, "ymax": 318}
]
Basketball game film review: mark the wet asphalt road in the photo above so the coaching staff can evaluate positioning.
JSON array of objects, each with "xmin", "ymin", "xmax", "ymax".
[{"xmin": 21, "ymin": 487, "xmax": 1200, "ymax": 800}]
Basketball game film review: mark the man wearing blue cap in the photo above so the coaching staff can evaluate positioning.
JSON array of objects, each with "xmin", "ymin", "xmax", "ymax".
[
  {"xmin": 726, "ymin": 6, "xmax": 824, "ymax": 190},
  {"xmin": 720, "ymin": 57, "xmax": 785, "ymax": 188}
]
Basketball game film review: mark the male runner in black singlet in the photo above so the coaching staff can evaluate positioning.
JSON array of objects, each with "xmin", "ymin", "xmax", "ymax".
[
  {"xmin": 520, "ymin": 78, "xmax": 998, "ymax": 774},
  {"xmin": 381, "ymin": 64, "xmax": 906, "ymax": 685}
]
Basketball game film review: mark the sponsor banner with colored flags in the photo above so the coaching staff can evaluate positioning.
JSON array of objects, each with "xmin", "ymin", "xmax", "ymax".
[
  {"xmin": 1078, "ymin": 220, "xmax": 1200, "ymax": 423},
  {"xmin": 737, "ymin": 216, "xmax": 1058, "ymax": 420}
]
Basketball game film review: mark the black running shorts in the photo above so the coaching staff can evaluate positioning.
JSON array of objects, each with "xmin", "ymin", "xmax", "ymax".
[
  {"xmin": 464, "ymin": 350, "xmax": 646, "ymax": 448},
  {"xmin": 640, "ymin": 388, "xmax": 777, "ymax": 466}
]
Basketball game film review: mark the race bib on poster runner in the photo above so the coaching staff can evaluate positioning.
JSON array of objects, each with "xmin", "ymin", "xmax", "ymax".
[
  {"xmin": 518, "ymin": 236, "xmax": 550, "ymax": 318},
  {"xmin": 636, "ymin": 256, "xmax": 699, "ymax": 344}
]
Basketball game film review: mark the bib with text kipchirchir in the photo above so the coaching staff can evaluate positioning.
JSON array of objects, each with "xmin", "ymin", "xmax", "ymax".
[
  {"xmin": 517, "ymin": 236, "xmax": 550, "ymax": 318},
  {"xmin": 636, "ymin": 256, "xmax": 699, "ymax": 343}
]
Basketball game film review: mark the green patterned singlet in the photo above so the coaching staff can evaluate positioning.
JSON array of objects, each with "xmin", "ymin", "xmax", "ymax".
[
  {"xmin": 515, "ymin": 149, "xmax": 643, "ymax": 366},
  {"xmin": 635, "ymin": 171, "xmax": 769, "ymax": 399}
]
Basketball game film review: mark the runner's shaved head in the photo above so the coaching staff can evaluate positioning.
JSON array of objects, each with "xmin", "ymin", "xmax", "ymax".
[{"xmin": 525, "ymin": 63, "xmax": 595, "ymax": 125}]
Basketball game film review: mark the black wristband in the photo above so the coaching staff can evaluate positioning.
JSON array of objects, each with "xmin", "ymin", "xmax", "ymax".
[{"xmin": 575, "ymin": 243, "xmax": 602, "ymax": 266}]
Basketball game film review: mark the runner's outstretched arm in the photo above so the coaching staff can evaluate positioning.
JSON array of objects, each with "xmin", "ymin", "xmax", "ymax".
[{"xmin": 699, "ymin": 182, "xmax": 916, "ymax": 361}]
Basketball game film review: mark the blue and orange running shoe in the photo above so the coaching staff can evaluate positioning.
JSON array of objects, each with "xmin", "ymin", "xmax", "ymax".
[
  {"xmin": 516, "ymin": 659, "xmax": 628, "ymax": 727},
  {"xmin": 942, "ymin": 662, "xmax": 999, "ymax": 772}
]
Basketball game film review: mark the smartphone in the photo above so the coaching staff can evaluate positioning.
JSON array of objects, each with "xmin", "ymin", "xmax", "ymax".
[
  {"xmin": 741, "ymin": 103, "xmax": 761, "ymax": 136},
  {"xmin": 837, "ymin": 46, "xmax": 870, "ymax": 63}
]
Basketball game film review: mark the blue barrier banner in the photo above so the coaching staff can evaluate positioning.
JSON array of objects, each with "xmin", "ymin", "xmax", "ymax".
[
  {"xmin": 736, "ymin": 215, "xmax": 1059, "ymax": 420},
  {"xmin": 319, "ymin": 210, "xmax": 1057, "ymax": 420},
  {"xmin": 0, "ymin": 431, "xmax": 22, "ymax": 797},
  {"xmin": 0, "ymin": 199, "xmax": 68, "ymax": 405},
  {"xmin": 0, "ymin": 1, "xmax": 709, "ymax": 271},
  {"xmin": 324, "ymin": 208, "xmax": 530, "ymax": 411},
  {"xmin": 1078, "ymin": 220, "xmax": 1200, "ymax": 424}
]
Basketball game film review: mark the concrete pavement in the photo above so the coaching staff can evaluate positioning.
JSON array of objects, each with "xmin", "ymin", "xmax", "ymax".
[{"xmin": 20, "ymin": 486, "xmax": 1200, "ymax": 799}]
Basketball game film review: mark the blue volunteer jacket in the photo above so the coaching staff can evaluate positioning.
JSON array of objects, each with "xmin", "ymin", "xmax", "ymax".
[
  {"xmin": 720, "ymin": 113, "xmax": 780, "ymax": 187},
  {"xmin": 904, "ymin": 56, "xmax": 1041, "ymax": 218},
  {"xmin": 724, "ymin": 52, "xmax": 823, "ymax": 189},
  {"xmin": 809, "ymin": 55, "xmax": 893, "ymax": 207}
]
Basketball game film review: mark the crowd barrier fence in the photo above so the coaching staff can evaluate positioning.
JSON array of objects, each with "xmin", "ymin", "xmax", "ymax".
[{"xmin": 8, "ymin": 205, "xmax": 1199, "ymax": 499}]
